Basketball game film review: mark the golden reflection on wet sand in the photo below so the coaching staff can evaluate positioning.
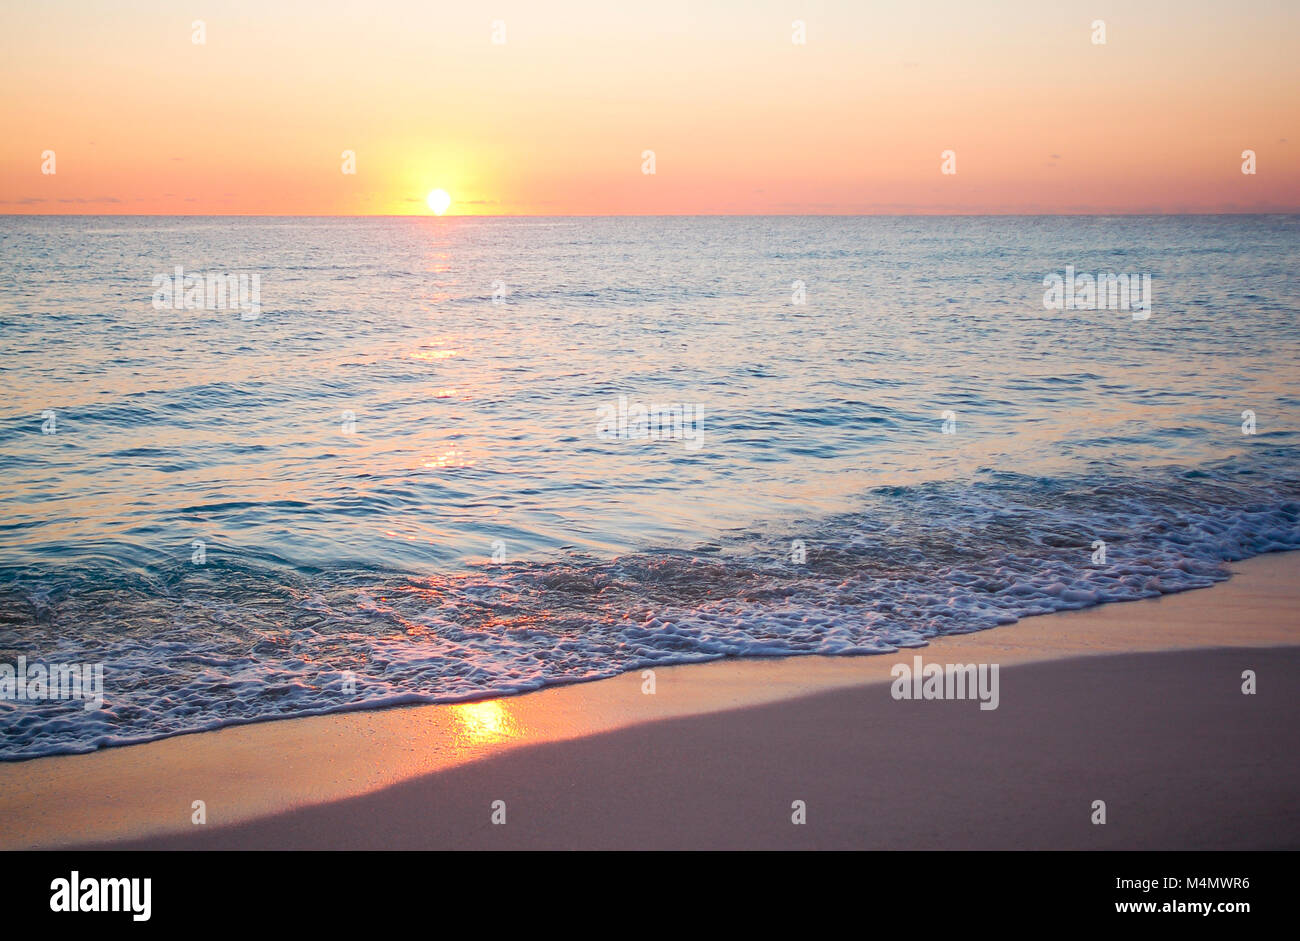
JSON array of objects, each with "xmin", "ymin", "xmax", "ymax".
[{"xmin": 449, "ymin": 700, "xmax": 520, "ymax": 746}]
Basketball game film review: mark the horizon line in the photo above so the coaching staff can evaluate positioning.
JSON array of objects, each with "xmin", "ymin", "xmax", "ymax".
[{"xmin": 4, "ymin": 210, "xmax": 1300, "ymax": 219}]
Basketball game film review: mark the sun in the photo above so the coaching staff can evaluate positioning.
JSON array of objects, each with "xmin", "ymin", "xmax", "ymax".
[{"xmin": 426, "ymin": 189, "xmax": 452, "ymax": 215}]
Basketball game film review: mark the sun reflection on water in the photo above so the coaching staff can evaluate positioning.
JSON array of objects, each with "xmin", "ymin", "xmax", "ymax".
[{"xmin": 423, "ymin": 448, "xmax": 476, "ymax": 469}]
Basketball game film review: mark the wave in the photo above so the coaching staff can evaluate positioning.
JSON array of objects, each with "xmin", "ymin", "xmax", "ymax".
[{"xmin": 1, "ymin": 457, "xmax": 1297, "ymax": 760}]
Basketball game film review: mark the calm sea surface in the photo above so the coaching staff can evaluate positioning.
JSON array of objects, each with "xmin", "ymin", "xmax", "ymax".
[{"xmin": 1, "ymin": 215, "xmax": 1297, "ymax": 757}]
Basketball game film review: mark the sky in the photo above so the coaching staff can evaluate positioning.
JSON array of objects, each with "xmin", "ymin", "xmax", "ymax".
[{"xmin": 1, "ymin": 0, "xmax": 1298, "ymax": 215}]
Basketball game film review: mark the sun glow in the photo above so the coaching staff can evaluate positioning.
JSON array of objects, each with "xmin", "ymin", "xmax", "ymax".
[
  {"xmin": 450, "ymin": 700, "xmax": 518, "ymax": 745},
  {"xmin": 426, "ymin": 189, "xmax": 452, "ymax": 215}
]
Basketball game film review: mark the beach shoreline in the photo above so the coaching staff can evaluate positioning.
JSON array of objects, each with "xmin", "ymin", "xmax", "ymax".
[{"xmin": 3, "ymin": 551, "xmax": 1297, "ymax": 850}]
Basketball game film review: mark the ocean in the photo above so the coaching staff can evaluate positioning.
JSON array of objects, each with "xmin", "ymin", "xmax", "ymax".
[{"xmin": 1, "ymin": 214, "xmax": 1297, "ymax": 759}]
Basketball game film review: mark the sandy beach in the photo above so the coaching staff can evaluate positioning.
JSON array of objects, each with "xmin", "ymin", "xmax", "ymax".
[{"xmin": 0, "ymin": 551, "xmax": 1294, "ymax": 851}]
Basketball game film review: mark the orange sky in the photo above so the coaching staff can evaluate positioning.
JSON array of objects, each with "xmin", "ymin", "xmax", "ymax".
[{"xmin": 2, "ymin": 1, "xmax": 1297, "ymax": 214}]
